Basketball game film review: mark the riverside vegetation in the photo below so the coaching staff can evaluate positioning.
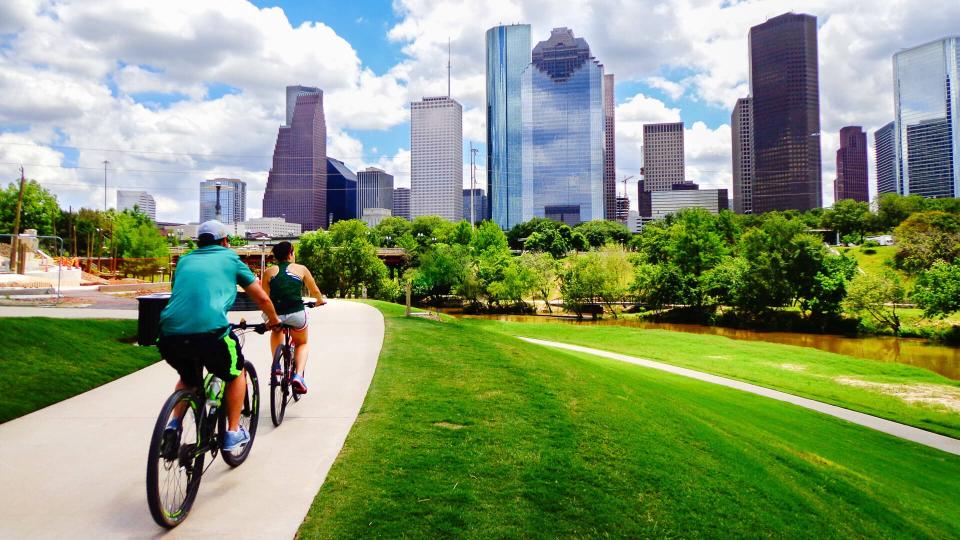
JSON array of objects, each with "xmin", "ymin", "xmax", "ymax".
[
  {"xmin": 293, "ymin": 194, "xmax": 960, "ymax": 341},
  {"xmin": 299, "ymin": 301, "xmax": 960, "ymax": 538}
]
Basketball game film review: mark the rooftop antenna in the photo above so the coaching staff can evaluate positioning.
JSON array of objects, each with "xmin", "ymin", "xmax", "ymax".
[{"xmin": 447, "ymin": 37, "xmax": 451, "ymax": 98}]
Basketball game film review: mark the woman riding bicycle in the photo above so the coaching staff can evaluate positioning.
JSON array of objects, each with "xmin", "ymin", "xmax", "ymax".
[{"xmin": 261, "ymin": 241, "xmax": 324, "ymax": 394}]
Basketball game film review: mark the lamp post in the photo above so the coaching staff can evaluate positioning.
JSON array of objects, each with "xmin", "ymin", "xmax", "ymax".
[{"xmin": 214, "ymin": 181, "xmax": 223, "ymax": 222}]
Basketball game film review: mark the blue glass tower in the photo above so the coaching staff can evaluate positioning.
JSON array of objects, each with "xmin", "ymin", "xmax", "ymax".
[
  {"xmin": 326, "ymin": 157, "xmax": 357, "ymax": 224},
  {"xmin": 521, "ymin": 28, "xmax": 605, "ymax": 225},
  {"xmin": 486, "ymin": 24, "xmax": 531, "ymax": 230}
]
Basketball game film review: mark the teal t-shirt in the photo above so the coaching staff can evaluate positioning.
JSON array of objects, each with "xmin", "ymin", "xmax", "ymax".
[{"xmin": 159, "ymin": 245, "xmax": 256, "ymax": 336}]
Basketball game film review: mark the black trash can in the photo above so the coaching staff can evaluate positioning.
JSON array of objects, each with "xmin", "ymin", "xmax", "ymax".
[{"xmin": 137, "ymin": 293, "xmax": 171, "ymax": 346}]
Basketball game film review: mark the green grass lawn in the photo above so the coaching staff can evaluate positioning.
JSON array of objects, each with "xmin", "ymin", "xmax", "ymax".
[
  {"xmin": 0, "ymin": 318, "xmax": 158, "ymax": 423},
  {"xmin": 299, "ymin": 301, "xmax": 960, "ymax": 538},
  {"xmin": 839, "ymin": 245, "xmax": 914, "ymax": 286},
  {"xmin": 471, "ymin": 319, "xmax": 960, "ymax": 439}
]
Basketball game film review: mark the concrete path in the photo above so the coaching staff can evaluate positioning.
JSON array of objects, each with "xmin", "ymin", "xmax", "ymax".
[
  {"xmin": 520, "ymin": 337, "xmax": 960, "ymax": 456},
  {"xmin": 0, "ymin": 300, "xmax": 384, "ymax": 539}
]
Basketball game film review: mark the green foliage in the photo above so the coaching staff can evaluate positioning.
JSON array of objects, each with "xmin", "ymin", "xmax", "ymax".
[
  {"xmin": 561, "ymin": 246, "xmax": 633, "ymax": 317},
  {"xmin": 329, "ymin": 219, "xmax": 370, "ymax": 246},
  {"xmin": 372, "ymin": 217, "xmax": 412, "ymax": 247},
  {"xmin": 471, "ymin": 220, "xmax": 508, "ymax": 253},
  {"xmin": 518, "ymin": 251, "xmax": 558, "ymax": 312},
  {"xmin": 227, "ymin": 235, "xmax": 247, "ymax": 247},
  {"xmin": 843, "ymin": 270, "xmax": 906, "ymax": 333},
  {"xmin": 297, "ymin": 229, "xmax": 392, "ymax": 299},
  {"xmin": 893, "ymin": 211, "xmax": 960, "ymax": 273},
  {"xmin": 913, "ymin": 260, "xmax": 960, "ymax": 318},
  {"xmin": 413, "ymin": 243, "xmax": 470, "ymax": 305},
  {"xmin": 573, "ymin": 219, "xmax": 631, "ymax": 247},
  {"xmin": 823, "ymin": 199, "xmax": 871, "ymax": 243},
  {"xmin": 876, "ymin": 193, "xmax": 927, "ymax": 231},
  {"xmin": 0, "ymin": 179, "xmax": 61, "ymax": 236},
  {"xmin": 108, "ymin": 209, "xmax": 169, "ymax": 277}
]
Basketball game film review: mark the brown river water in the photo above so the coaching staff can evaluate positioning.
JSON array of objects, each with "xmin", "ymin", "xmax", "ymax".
[{"xmin": 455, "ymin": 314, "xmax": 960, "ymax": 381}]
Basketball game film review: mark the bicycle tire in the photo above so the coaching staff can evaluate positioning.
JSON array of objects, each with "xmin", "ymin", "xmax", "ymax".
[
  {"xmin": 146, "ymin": 389, "xmax": 205, "ymax": 529},
  {"xmin": 222, "ymin": 361, "xmax": 260, "ymax": 467},
  {"xmin": 270, "ymin": 345, "xmax": 288, "ymax": 426}
]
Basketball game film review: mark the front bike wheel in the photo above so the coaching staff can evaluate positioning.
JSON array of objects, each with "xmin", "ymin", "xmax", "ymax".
[
  {"xmin": 222, "ymin": 362, "xmax": 260, "ymax": 467},
  {"xmin": 146, "ymin": 390, "xmax": 204, "ymax": 528},
  {"xmin": 270, "ymin": 345, "xmax": 290, "ymax": 426}
]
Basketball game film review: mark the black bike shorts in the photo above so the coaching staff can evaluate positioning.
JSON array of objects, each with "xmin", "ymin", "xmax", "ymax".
[{"xmin": 158, "ymin": 329, "xmax": 245, "ymax": 388}]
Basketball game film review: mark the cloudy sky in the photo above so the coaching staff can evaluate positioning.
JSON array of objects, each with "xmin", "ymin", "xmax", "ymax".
[{"xmin": 1, "ymin": 0, "xmax": 957, "ymax": 223}]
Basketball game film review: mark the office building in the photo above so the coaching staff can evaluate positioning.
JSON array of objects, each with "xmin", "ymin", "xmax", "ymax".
[
  {"xmin": 486, "ymin": 24, "xmax": 531, "ymax": 230},
  {"xmin": 393, "ymin": 187, "xmax": 411, "ymax": 220},
  {"xmin": 894, "ymin": 37, "xmax": 960, "ymax": 198},
  {"xmin": 642, "ymin": 122, "xmax": 685, "ymax": 192},
  {"xmin": 285, "ymin": 85, "xmax": 320, "ymax": 127},
  {"xmin": 117, "ymin": 190, "xmax": 156, "ymax": 221},
  {"xmin": 200, "ymin": 179, "xmax": 246, "ymax": 223},
  {"xmin": 604, "ymin": 73, "xmax": 617, "ymax": 220},
  {"xmin": 749, "ymin": 13, "xmax": 822, "ymax": 212},
  {"xmin": 410, "ymin": 96, "xmax": 463, "ymax": 220},
  {"xmin": 243, "ymin": 217, "xmax": 301, "ymax": 238},
  {"xmin": 357, "ymin": 167, "xmax": 393, "ymax": 218},
  {"xmin": 463, "ymin": 188, "xmax": 488, "ymax": 224},
  {"xmin": 521, "ymin": 27, "xmax": 606, "ymax": 226},
  {"xmin": 263, "ymin": 89, "xmax": 327, "ymax": 231},
  {"xmin": 731, "ymin": 97, "xmax": 754, "ymax": 214},
  {"xmin": 834, "ymin": 126, "xmax": 869, "ymax": 202},
  {"xmin": 326, "ymin": 158, "xmax": 358, "ymax": 224},
  {"xmin": 875, "ymin": 121, "xmax": 898, "ymax": 195},
  {"xmin": 650, "ymin": 188, "xmax": 730, "ymax": 219}
]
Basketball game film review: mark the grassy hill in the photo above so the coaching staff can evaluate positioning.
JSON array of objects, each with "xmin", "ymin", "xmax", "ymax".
[{"xmin": 299, "ymin": 302, "xmax": 960, "ymax": 538}]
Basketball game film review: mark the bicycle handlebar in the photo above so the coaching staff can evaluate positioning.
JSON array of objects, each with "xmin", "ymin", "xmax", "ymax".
[{"xmin": 231, "ymin": 320, "xmax": 269, "ymax": 334}]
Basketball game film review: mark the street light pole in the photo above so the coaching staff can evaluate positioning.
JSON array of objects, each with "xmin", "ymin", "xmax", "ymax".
[
  {"xmin": 214, "ymin": 181, "xmax": 223, "ymax": 222},
  {"xmin": 470, "ymin": 142, "xmax": 477, "ymax": 228},
  {"xmin": 9, "ymin": 165, "xmax": 26, "ymax": 273}
]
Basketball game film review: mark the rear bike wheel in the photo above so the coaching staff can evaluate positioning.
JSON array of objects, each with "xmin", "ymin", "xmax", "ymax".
[
  {"xmin": 270, "ymin": 345, "xmax": 290, "ymax": 426},
  {"xmin": 146, "ymin": 389, "xmax": 205, "ymax": 528},
  {"xmin": 222, "ymin": 362, "xmax": 260, "ymax": 467}
]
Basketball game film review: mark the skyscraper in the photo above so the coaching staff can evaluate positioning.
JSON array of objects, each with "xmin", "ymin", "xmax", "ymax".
[
  {"xmin": 263, "ymin": 89, "xmax": 327, "ymax": 231},
  {"xmin": 393, "ymin": 187, "xmax": 411, "ymax": 220},
  {"xmin": 200, "ymin": 179, "xmax": 246, "ymax": 223},
  {"xmin": 410, "ymin": 96, "xmax": 463, "ymax": 220},
  {"xmin": 834, "ymin": 126, "xmax": 869, "ymax": 203},
  {"xmin": 894, "ymin": 37, "xmax": 960, "ymax": 198},
  {"xmin": 486, "ymin": 24, "xmax": 531, "ymax": 230},
  {"xmin": 285, "ymin": 85, "xmax": 320, "ymax": 127},
  {"xmin": 749, "ymin": 13, "xmax": 822, "ymax": 212},
  {"xmin": 603, "ymin": 73, "xmax": 617, "ymax": 221},
  {"xmin": 463, "ymin": 188, "xmax": 488, "ymax": 225},
  {"xmin": 731, "ymin": 97, "xmax": 754, "ymax": 214},
  {"xmin": 326, "ymin": 158, "xmax": 357, "ymax": 224},
  {"xmin": 117, "ymin": 190, "xmax": 156, "ymax": 221},
  {"xmin": 875, "ymin": 121, "xmax": 898, "ymax": 195},
  {"xmin": 521, "ymin": 27, "xmax": 606, "ymax": 226},
  {"xmin": 642, "ymin": 122, "xmax": 685, "ymax": 192},
  {"xmin": 357, "ymin": 167, "xmax": 394, "ymax": 217}
]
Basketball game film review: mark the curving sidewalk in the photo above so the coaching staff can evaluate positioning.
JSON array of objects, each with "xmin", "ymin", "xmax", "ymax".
[
  {"xmin": 520, "ymin": 337, "xmax": 960, "ymax": 456},
  {"xmin": 0, "ymin": 299, "xmax": 384, "ymax": 539}
]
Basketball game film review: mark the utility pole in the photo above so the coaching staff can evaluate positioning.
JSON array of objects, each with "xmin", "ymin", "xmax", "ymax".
[
  {"xmin": 9, "ymin": 166, "xmax": 26, "ymax": 273},
  {"xmin": 214, "ymin": 181, "xmax": 223, "ymax": 222},
  {"xmin": 102, "ymin": 160, "xmax": 109, "ymax": 213},
  {"xmin": 469, "ymin": 143, "xmax": 478, "ymax": 228}
]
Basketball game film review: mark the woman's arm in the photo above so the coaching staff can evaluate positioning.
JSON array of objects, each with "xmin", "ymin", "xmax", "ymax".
[{"xmin": 301, "ymin": 267, "xmax": 325, "ymax": 305}]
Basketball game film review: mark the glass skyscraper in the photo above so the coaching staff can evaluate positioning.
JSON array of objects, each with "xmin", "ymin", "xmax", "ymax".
[
  {"xmin": 894, "ymin": 37, "xmax": 960, "ymax": 198},
  {"xmin": 749, "ymin": 13, "xmax": 822, "ymax": 212},
  {"xmin": 326, "ymin": 157, "xmax": 357, "ymax": 224},
  {"xmin": 834, "ymin": 126, "xmax": 869, "ymax": 203},
  {"xmin": 263, "ymin": 90, "xmax": 327, "ymax": 231},
  {"xmin": 521, "ymin": 27, "xmax": 606, "ymax": 226},
  {"xmin": 486, "ymin": 24, "xmax": 531, "ymax": 230},
  {"xmin": 200, "ymin": 179, "xmax": 246, "ymax": 223},
  {"xmin": 874, "ymin": 121, "xmax": 898, "ymax": 195}
]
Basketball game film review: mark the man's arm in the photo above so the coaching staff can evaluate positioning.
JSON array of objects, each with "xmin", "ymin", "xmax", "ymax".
[{"xmin": 244, "ymin": 280, "xmax": 281, "ymax": 326}]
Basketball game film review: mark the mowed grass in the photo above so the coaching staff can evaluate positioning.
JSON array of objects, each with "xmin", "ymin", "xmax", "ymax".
[
  {"xmin": 838, "ymin": 245, "xmax": 914, "ymax": 286},
  {"xmin": 471, "ymin": 319, "xmax": 960, "ymax": 439},
  {"xmin": 0, "ymin": 317, "xmax": 158, "ymax": 423},
  {"xmin": 299, "ymin": 301, "xmax": 960, "ymax": 538}
]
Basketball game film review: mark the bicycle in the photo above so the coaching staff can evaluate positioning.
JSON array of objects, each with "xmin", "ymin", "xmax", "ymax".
[
  {"xmin": 146, "ymin": 320, "xmax": 267, "ymax": 529},
  {"xmin": 270, "ymin": 300, "xmax": 317, "ymax": 426}
]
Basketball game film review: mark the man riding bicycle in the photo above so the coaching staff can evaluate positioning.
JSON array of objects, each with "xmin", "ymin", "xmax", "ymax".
[
  {"xmin": 261, "ymin": 241, "xmax": 324, "ymax": 394},
  {"xmin": 158, "ymin": 220, "xmax": 281, "ymax": 451}
]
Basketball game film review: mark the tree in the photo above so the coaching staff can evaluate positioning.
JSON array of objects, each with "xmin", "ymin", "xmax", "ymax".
[
  {"xmin": 843, "ymin": 270, "xmax": 906, "ymax": 333},
  {"xmin": 373, "ymin": 217, "xmax": 412, "ymax": 247},
  {"xmin": 913, "ymin": 260, "xmax": 960, "ymax": 318},
  {"xmin": 876, "ymin": 193, "xmax": 926, "ymax": 231},
  {"xmin": 227, "ymin": 235, "xmax": 247, "ymax": 247},
  {"xmin": 561, "ymin": 247, "xmax": 633, "ymax": 318},
  {"xmin": 574, "ymin": 220, "xmax": 631, "ymax": 248},
  {"xmin": 109, "ymin": 209, "xmax": 169, "ymax": 278},
  {"xmin": 471, "ymin": 220, "xmax": 508, "ymax": 253},
  {"xmin": 893, "ymin": 211, "xmax": 960, "ymax": 273},
  {"xmin": 414, "ymin": 243, "xmax": 469, "ymax": 307},
  {"xmin": 518, "ymin": 251, "xmax": 558, "ymax": 312},
  {"xmin": 0, "ymin": 180, "xmax": 60, "ymax": 237},
  {"xmin": 329, "ymin": 219, "xmax": 370, "ymax": 246},
  {"xmin": 805, "ymin": 253, "xmax": 858, "ymax": 318},
  {"xmin": 822, "ymin": 199, "xmax": 870, "ymax": 243},
  {"xmin": 487, "ymin": 258, "xmax": 536, "ymax": 308}
]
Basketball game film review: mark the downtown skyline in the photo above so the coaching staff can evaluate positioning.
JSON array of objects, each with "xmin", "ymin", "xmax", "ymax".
[{"xmin": 1, "ymin": 1, "xmax": 958, "ymax": 223}]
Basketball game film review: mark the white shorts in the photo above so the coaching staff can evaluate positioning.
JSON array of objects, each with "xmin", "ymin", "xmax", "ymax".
[{"xmin": 264, "ymin": 310, "xmax": 307, "ymax": 330}]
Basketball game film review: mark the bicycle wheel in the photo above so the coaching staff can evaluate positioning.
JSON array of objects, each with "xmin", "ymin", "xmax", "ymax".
[
  {"xmin": 146, "ymin": 389, "xmax": 205, "ymax": 528},
  {"xmin": 270, "ymin": 345, "xmax": 289, "ymax": 426},
  {"xmin": 222, "ymin": 362, "xmax": 260, "ymax": 467}
]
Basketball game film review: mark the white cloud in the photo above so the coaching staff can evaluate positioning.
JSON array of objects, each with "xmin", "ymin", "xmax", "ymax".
[
  {"xmin": 373, "ymin": 149, "xmax": 411, "ymax": 189},
  {"xmin": 645, "ymin": 76, "xmax": 687, "ymax": 101}
]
